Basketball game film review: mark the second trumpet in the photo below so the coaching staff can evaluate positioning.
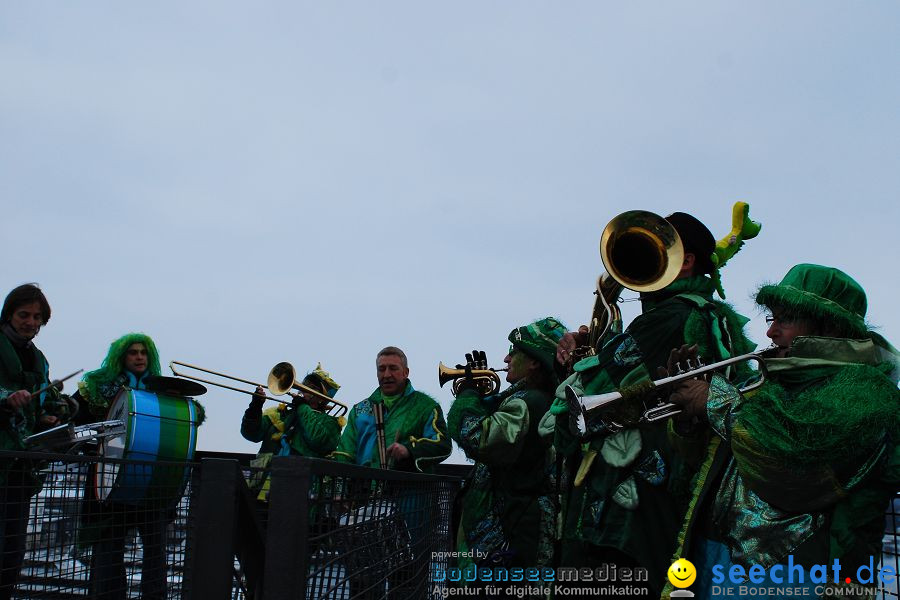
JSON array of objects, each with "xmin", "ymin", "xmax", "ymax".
[{"xmin": 438, "ymin": 362, "xmax": 508, "ymax": 397}]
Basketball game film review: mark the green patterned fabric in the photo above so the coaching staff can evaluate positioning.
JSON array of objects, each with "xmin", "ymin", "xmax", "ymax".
[
  {"xmin": 332, "ymin": 381, "xmax": 451, "ymax": 472},
  {"xmin": 449, "ymin": 382, "xmax": 555, "ymax": 572},
  {"xmin": 553, "ymin": 274, "xmax": 755, "ymax": 596},
  {"xmin": 0, "ymin": 331, "xmax": 71, "ymax": 489},
  {"xmin": 668, "ymin": 267, "xmax": 900, "ymax": 589}
]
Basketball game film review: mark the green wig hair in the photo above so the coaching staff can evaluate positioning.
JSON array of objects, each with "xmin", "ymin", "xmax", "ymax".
[{"xmin": 80, "ymin": 333, "xmax": 162, "ymax": 402}]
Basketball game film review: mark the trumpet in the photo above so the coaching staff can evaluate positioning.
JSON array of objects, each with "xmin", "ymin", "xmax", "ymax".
[
  {"xmin": 169, "ymin": 361, "xmax": 348, "ymax": 418},
  {"xmin": 564, "ymin": 352, "xmax": 767, "ymax": 436},
  {"xmin": 438, "ymin": 362, "xmax": 508, "ymax": 397}
]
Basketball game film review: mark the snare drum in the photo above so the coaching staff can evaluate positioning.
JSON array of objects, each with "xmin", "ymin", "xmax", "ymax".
[{"xmin": 93, "ymin": 388, "xmax": 199, "ymax": 507}]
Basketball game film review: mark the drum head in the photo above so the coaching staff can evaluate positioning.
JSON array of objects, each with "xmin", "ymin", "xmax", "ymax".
[
  {"xmin": 143, "ymin": 375, "xmax": 207, "ymax": 397},
  {"xmin": 94, "ymin": 390, "xmax": 130, "ymax": 501}
]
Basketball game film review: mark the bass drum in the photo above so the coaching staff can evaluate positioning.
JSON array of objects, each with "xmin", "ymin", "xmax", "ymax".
[{"xmin": 93, "ymin": 388, "xmax": 199, "ymax": 508}]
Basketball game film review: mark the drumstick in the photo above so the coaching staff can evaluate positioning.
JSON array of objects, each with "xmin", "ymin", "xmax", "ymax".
[{"xmin": 31, "ymin": 369, "xmax": 83, "ymax": 398}]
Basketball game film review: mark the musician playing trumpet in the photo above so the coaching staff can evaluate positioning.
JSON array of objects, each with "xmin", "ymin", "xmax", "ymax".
[
  {"xmin": 240, "ymin": 362, "xmax": 342, "ymax": 501},
  {"xmin": 447, "ymin": 317, "xmax": 567, "ymax": 579},
  {"xmin": 662, "ymin": 264, "xmax": 900, "ymax": 599},
  {"xmin": 549, "ymin": 211, "xmax": 756, "ymax": 599}
]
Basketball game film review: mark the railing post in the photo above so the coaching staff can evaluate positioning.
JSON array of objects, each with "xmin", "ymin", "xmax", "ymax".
[
  {"xmin": 183, "ymin": 458, "xmax": 239, "ymax": 600},
  {"xmin": 262, "ymin": 456, "xmax": 311, "ymax": 600}
]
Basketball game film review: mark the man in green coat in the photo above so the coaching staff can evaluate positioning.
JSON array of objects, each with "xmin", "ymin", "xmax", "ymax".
[
  {"xmin": 240, "ymin": 362, "xmax": 342, "ymax": 501},
  {"xmin": 551, "ymin": 213, "xmax": 756, "ymax": 598},
  {"xmin": 333, "ymin": 346, "xmax": 451, "ymax": 599},
  {"xmin": 333, "ymin": 346, "xmax": 451, "ymax": 472},
  {"xmin": 448, "ymin": 317, "xmax": 567, "ymax": 579},
  {"xmin": 664, "ymin": 264, "xmax": 900, "ymax": 599},
  {"xmin": 0, "ymin": 284, "xmax": 70, "ymax": 600}
]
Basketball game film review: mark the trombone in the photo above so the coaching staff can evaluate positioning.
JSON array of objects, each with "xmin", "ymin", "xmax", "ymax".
[
  {"xmin": 564, "ymin": 352, "xmax": 767, "ymax": 436},
  {"xmin": 169, "ymin": 360, "xmax": 348, "ymax": 418}
]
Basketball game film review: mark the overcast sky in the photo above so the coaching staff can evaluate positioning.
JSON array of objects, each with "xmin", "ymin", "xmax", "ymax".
[{"xmin": 3, "ymin": 2, "xmax": 898, "ymax": 462}]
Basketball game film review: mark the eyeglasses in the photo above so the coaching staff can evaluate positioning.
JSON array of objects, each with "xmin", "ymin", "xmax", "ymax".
[{"xmin": 765, "ymin": 314, "xmax": 797, "ymax": 326}]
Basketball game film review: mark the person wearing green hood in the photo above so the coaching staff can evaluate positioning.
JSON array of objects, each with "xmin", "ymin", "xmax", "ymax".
[
  {"xmin": 663, "ymin": 264, "xmax": 900, "ymax": 599},
  {"xmin": 551, "ymin": 212, "xmax": 756, "ymax": 599},
  {"xmin": 447, "ymin": 317, "xmax": 567, "ymax": 581},
  {"xmin": 240, "ymin": 362, "xmax": 342, "ymax": 501}
]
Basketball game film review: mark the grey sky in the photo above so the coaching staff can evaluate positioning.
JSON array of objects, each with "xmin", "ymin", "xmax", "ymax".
[{"xmin": 2, "ymin": 2, "xmax": 898, "ymax": 461}]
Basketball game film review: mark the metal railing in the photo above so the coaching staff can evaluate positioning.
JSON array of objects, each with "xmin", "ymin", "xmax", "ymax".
[
  {"xmin": 0, "ymin": 450, "xmax": 460, "ymax": 599},
  {"xmin": 2, "ymin": 448, "xmax": 898, "ymax": 599}
]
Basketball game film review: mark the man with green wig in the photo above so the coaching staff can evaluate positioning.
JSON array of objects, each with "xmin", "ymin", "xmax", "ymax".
[
  {"xmin": 663, "ymin": 264, "xmax": 900, "ymax": 599},
  {"xmin": 240, "ymin": 362, "xmax": 342, "ymax": 501},
  {"xmin": 551, "ymin": 212, "xmax": 756, "ymax": 598},
  {"xmin": 447, "ymin": 317, "xmax": 567, "ymax": 583},
  {"xmin": 74, "ymin": 332, "xmax": 200, "ymax": 600}
]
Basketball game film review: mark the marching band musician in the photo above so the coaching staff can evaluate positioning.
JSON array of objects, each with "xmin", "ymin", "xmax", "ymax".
[
  {"xmin": 447, "ymin": 318, "xmax": 567, "ymax": 582},
  {"xmin": 73, "ymin": 332, "xmax": 205, "ymax": 600},
  {"xmin": 0, "ymin": 284, "xmax": 72, "ymax": 600},
  {"xmin": 663, "ymin": 264, "xmax": 900, "ymax": 599},
  {"xmin": 549, "ymin": 212, "xmax": 756, "ymax": 598},
  {"xmin": 240, "ymin": 362, "xmax": 342, "ymax": 501}
]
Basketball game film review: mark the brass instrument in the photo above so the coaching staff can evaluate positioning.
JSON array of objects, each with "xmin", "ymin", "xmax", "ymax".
[
  {"xmin": 571, "ymin": 211, "xmax": 684, "ymax": 363},
  {"xmin": 169, "ymin": 361, "xmax": 348, "ymax": 418},
  {"xmin": 438, "ymin": 362, "xmax": 507, "ymax": 397},
  {"xmin": 564, "ymin": 352, "xmax": 767, "ymax": 436}
]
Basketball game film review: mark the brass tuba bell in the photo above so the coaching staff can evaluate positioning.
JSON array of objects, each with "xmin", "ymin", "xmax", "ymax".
[{"xmin": 577, "ymin": 210, "xmax": 684, "ymax": 359}]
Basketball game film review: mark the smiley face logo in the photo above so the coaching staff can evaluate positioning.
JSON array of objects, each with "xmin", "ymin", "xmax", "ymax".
[{"xmin": 668, "ymin": 558, "xmax": 696, "ymax": 588}]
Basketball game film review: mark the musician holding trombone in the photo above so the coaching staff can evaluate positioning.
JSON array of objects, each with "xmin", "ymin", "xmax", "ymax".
[
  {"xmin": 446, "ymin": 317, "xmax": 566, "ymax": 578},
  {"xmin": 241, "ymin": 362, "xmax": 342, "ymax": 501},
  {"xmin": 550, "ymin": 211, "xmax": 756, "ymax": 599},
  {"xmin": 0, "ymin": 284, "xmax": 72, "ymax": 600},
  {"xmin": 661, "ymin": 264, "xmax": 900, "ymax": 599}
]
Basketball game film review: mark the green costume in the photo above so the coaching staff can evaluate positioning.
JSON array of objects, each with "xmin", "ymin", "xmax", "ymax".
[
  {"xmin": 0, "ymin": 331, "xmax": 68, "ymax": 456},
  {"xmin": 332, "ymin": 381, "xmax": 451, "ymax": 472},
  {"xmin": 240, "ymin": 364, "xmax": 342, "ymax": 500},
  {"xmin": 554, "ymin": 275, "xmax": 755, "ymax": 596},
  {"xmin": 448, "ymin": 317, "xmax": 567, "ymax": 572},
  {"xmin": 666, "ymin": 264, "xmax": 900, "ymax": 600}
]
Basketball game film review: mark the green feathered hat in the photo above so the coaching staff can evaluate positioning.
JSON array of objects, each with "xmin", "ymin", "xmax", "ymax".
[
  {"xmin": 755, "ymin": 263, "xmax": 868, "ymax": 338},
  {"xmin": 304, "ymin": 362, "xmax": 340, "ymax": 398},
  {"xmin": 508, "ymin": 317, "xmax": 567, "ymax": 374}
]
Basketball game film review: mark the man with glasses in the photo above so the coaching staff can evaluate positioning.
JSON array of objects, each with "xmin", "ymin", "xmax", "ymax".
[{"xmin": 664, "ymin": 263, "xmax": 900, "ymax": 599}]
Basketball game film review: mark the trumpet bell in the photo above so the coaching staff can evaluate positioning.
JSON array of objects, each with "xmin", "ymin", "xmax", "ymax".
[{"xmin": 600, "ymin": 210, "xmax": 684, "ymax": 293}]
